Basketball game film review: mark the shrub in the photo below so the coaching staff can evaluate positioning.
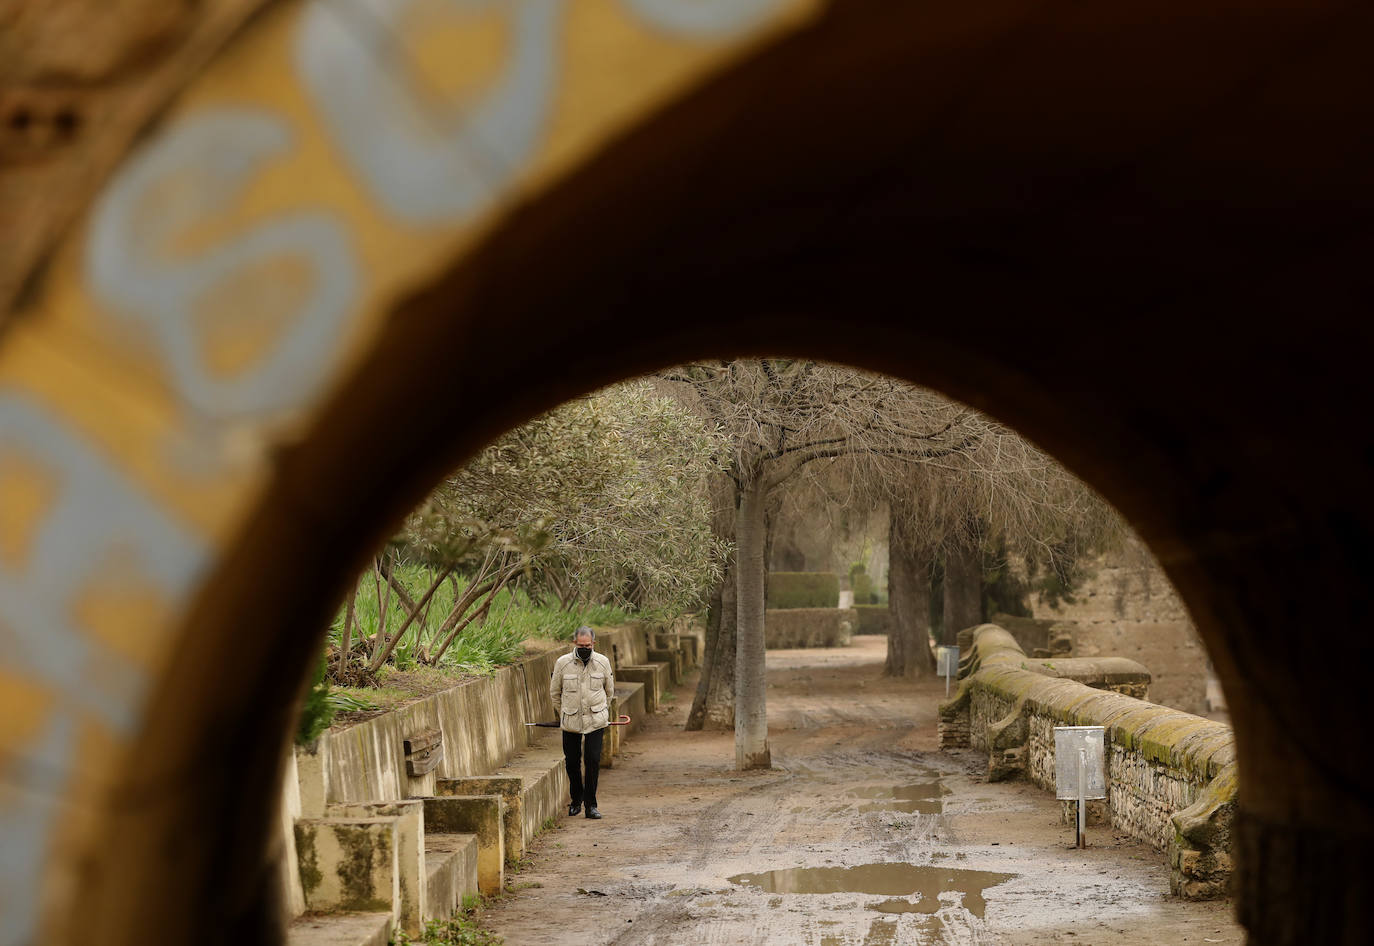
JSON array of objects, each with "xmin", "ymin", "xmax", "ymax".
[
  {"xmin": 764, "ymin": 607, "xmax": 855, "ymax": 648},
  {"xmin": 767, "ymin": 572, "xmax": 840, "ymax": 609},
  {"xmin": 296, "ymin": 650, "xmax": 335, "ymax": 746},
  {"xmin": 853, "ymin": 604, "xmax": 892, "ymax": 635},
  {"xmin": 848, "ymin": 563, "xmax": 874, "ymax": 604}
]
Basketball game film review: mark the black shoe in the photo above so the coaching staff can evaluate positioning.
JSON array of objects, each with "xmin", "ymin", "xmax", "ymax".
[
  {"xmin": 585, "ymin": 806, "xmax": 602, "ymax": 819},
  {"xmin": 568, "ymin": 802, "xmax": 581, "ymax": 817}
]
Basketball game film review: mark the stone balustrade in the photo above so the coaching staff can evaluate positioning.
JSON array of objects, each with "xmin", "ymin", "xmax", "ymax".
[{"xmin": 940, "ymin": 624, "xmax": 1235, "ymax": 900}]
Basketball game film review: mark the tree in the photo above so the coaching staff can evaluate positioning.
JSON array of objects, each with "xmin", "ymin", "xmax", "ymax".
[
  {"xmin": 662, "ymin": 361, "xmax": 989, "ymax": 769},
  {"xmin": 344, "ymin": 381, "xmax": 723, "ymax": 675},
  {"xmin": 881, "ymin": 423, "xmax": 1124, "ymax": 672}
]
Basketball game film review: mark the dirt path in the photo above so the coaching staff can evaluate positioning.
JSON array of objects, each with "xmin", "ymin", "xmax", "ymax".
[{"xmin": 482, "ymin": 636, "xmax": 1243, "ymax": 945}]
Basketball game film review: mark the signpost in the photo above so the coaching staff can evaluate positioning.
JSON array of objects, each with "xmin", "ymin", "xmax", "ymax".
[
  {"xmin": 1053, "ymin": 726, "xmax": 1107, "ymax": 848},
  {"xmin": 936, "ymin": 645, "xmax": 959, "ymax": 697}
]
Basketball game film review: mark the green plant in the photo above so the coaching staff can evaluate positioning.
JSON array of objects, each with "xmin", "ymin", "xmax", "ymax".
[
  {"xmin": 295, "ymin": 650, "xmax": 335, "ymax": 746},
  {"xmin": 853, "ymin": 604, "xmax": 891, "ymax": 635},
  {"xmin": 392, "ymin": 906, "xmax": 502, "ymax": 946}
]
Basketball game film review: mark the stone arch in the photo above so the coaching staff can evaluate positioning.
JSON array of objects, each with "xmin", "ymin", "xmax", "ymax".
[{"xmin": 1, "ymin": 1, "xmax": 1371, "ymax": 943}]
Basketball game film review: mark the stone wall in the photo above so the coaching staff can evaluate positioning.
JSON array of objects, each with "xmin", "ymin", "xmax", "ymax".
[
  {"xmin": 1026, "ymin": 542, "xmax": 1211, "ymax": 715},
  {"xmin": 282, "ymin": 621, "xmax": 675, "ymax": 920},
  {"xmin": 299, "ymin": 623, "xmax": 657, "ymax": 808},
  {"xmin": 942, "ymin": 625, "xmax": 1235, "ymax": 900}
]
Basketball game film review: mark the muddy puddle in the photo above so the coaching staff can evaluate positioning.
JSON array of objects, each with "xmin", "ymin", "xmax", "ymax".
[
  {"xmin": 729, "ymin": 862, "xmax": 1015, "ymax": 917},
  {"xmin": 848, "ymin": 780, "xmax": 949, "ymax": 814}
]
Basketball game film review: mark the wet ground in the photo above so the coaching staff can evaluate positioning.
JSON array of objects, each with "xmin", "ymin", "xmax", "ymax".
[{"xmin": 482, "ymin": 636, "xmax": 1243, "ymax": 945}]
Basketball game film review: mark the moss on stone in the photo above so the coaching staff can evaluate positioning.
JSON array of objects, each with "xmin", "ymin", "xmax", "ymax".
[
  {"xmin": 295, "ymin": 824, "xmax": 322, "ymax": 896},
  {"xmin": 335, "ymin": 823, "xmax": 393, "ymax": 912}
]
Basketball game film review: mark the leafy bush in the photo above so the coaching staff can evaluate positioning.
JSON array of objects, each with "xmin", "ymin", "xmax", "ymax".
[
  {"xmin": 767, "ymin": 572, "xmax": 840, "ymax": 609},
  {"xmin": 328, "ymin": 565, "xmax": 634, "ymax": 677},
  {"xmin": 853, "ymin": 604, "xmax": 892, "ymax": 635},
  {"xmin": 848, "ymin": 563, "xmax": 874, "ymax": 604},
  {"xmin": 295, "ymin": 651, "xmax": 335, "ymax": 746}
]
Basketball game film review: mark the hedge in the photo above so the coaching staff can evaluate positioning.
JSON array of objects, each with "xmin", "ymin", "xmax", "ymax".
[
  {"xmin": 764, "ymin": 608, "xmax": 857, "ymax": 648},
  {"xmin": 853, "ymin": 605, "xmax": 892, "ymax": 635},
  {"xmin": 767, "ymin": 572, "xmax": 840, "ymax": 609}
]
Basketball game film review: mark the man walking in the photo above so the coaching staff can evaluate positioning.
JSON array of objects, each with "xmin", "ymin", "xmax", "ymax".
[{"xmin": 550, "ymin": 626, "xmax": 614, "ymax": 819}]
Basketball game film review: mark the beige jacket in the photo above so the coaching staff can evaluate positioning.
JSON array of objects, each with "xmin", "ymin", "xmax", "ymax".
[{"xmin": 550, "ymin": 649, "xmax": 614, "ymax": 734}]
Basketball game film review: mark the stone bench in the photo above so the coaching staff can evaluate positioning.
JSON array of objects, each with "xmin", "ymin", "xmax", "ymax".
[
  {"xmin": 647, "ymin": 647, "xmax": 683, "ymax": 684},
  {"xmin": 424, "ymin": 832, "xmax": 479, "ymax": 919},
  {"xmin": 438, "ymin": 742, "xmax": 568, "ymax": 866},
  {"xmin": 615, "ymin": 681, "xmax": 646, "ymax": 738},
  {"xmin": 653, "ymin": 632, "xmax": 698, "ymax": 670},
  {"xmin": 324, "ymin": 801, "xmax": 423, "ymax": 933},
  {"xmin": 422, "ymin": 795, "xmax": 505, "ymax": 897},
  {"xmin": 600, "ymin": 682, "xmax": 646, "ymax": 766},
  {"xmin": 617, "ymin": 664, "xmax": 668, "ymax": 712},
  {"xmin": 286, "ymin": 911, "xmax": 392, "ymax": 946}
]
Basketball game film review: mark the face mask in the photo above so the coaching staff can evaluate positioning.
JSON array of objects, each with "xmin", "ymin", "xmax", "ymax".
[{"xmin": 576, "ymin": 646, "xmax": 593, "ymax": 661}]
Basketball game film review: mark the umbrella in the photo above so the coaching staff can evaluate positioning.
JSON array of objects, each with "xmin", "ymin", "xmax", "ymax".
[{"xmin": 526, "ymin": 714, "xmax": 631, "ymax": 727}]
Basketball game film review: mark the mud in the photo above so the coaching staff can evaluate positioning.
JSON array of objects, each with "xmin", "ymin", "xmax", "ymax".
[{"xmin": 482, "ymin": 636, "xmax": 1244, "ymax": 945}]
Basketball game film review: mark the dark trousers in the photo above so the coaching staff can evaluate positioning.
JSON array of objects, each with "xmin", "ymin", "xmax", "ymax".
[{"xmin": 563, "ymin": 728, "xmax": 605, "ymax": 807}]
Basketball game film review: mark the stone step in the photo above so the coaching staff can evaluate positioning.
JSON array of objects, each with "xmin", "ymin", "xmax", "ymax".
[
  {"xmin": 422, "ymin": 795, "xmax": 506, "ymax": 897},
  {"xmin": 616, "ymin": 663, "xmax": 668, "ymax": 712},
  {"xmin": 423, "ymin": 832, "xmax": 479, "ymax": 921},
  {"xmin": 286, "ymin": 911, "xmax": 391, "ymax": 946}
]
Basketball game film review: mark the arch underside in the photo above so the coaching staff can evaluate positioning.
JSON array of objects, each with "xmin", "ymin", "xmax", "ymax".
[{"xmin": 2, "ymin": 1, "xmax": 1373, "ymax": 943}]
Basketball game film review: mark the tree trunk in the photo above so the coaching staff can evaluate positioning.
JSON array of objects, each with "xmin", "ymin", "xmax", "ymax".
[
  {"xmin": 686, "ymin": 553, "xmax": 736, "ymax": 731},
  {"xmin": 340, "ymin": 582, "xmax": 355, "ymax": 660},
  {"xmin": 942, "ymin": 541, "xmax": 984, "ymax": 644},
  {"xmin": 885, "ymin": 508, "xmax": 935, "ymax": 678},
  {"xmin": 734, "ymin": 480, "xmax": 771, "ymax": 769}
]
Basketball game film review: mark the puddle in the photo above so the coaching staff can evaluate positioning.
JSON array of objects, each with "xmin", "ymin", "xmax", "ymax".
[
  {"xmin": 868, "ymin": 897, "xmax": 929, "ymax": 914},
  {"xmin": 862, "ymin": 918, "xmax": 897, "ymax": 945},
  {"xmin": 728, "ymin": 863, "xmax": 1016, "ymax": 918},
  {"xmin": 848, "ymin": 781, "xmax": 949, "ymax": 814}
]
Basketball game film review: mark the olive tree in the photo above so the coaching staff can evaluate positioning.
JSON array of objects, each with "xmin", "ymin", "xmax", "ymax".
[{"xmin": 344, "ymin": 381, "xmax": 723, "ymax": 676}]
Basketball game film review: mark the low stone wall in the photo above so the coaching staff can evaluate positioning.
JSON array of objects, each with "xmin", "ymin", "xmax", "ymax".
[
  {"xmin": 764, "ymin": 607, "xmax": 857, "ymax": 648},
  {"xmin": 298, "ymin": 623, "xmax": 656, "ymax": 809},
  {"xmin": 282, "ymin": 620, "xmax": 677, "ymax": 923},
  {"xmin": 941, "ymin": 625, "xmax": 1235, "ymax": 900}
]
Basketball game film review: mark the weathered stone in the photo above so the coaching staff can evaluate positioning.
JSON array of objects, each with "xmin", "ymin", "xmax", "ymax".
[
  {"xmin": 436, "ymin": 777, "xmax": 525, "ymax": 866},
  {"xmin": 618, "ymin": 664, "xmax": 666, "ymax": 712},
  {"xmin": 948, "ymin": 624, "xmax": 1235, "ymax": 897},
  {"xmin": 294, "ymin": 817, "xmax": 399, "ymax": 917},
  {"xmin": 422, "ymin": 796, "xmax": 505, "ymax": 897},
  {"xmin": 647, "ymin": 648, "xmax": 683, "ymax": 684},
  {"xmin": 327, "ymin": 801, "xmax": 425, "ymax": 934}
]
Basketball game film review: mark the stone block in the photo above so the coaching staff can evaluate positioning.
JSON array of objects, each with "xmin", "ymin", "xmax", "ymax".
[
  {"xmin": 1060, "ymin": 798, "xmax": 1109, "ymax": 827},
  {"xmin": 294, "ymin": 817, "xmax": 399, "ymax": 917},
  {"xmin": 327, "ymin": 801, "xmax": 425, "ymax": 934},
  {"xmin": 437, "ymin": 776, "xmax": 525, "ymax": 866},
  {"xmin": 615, "ymin": 681, "xmax": 645, "ymax": 737},
  {"xmin": 600, "ymin": 692, "xmax": 623, "ymax": 767},
  {"xmin": 679, "ymin": 633, "xmax": 700, "ymax": 667},
  {"xmin": 423, "ymin": 832, "xmax": 478, "ymax": 920},
  {"xmin": 617, "ymin": 664, "xmax": 665, "ymax": 712},
  {"xmin": 286, "ymin": 911, "xmax": 393, "ymax": 946},
  {"xmin": 492, "ymin": 746, "xmax": 570, "ymax": 842},
  {"xmin": 647, "ymin": 648, "xmax": 682, "ymax": 684},
  {"xmin": 422, "ymin": 796, "xmax": 505, "ymax": 897}
]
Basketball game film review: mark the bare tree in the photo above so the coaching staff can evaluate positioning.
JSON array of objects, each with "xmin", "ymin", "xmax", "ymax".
[
  {"xmin": 661, "ymin": 360, "xmax": 989, "ymax": 769},
  {"xmin": 880, "ymin": 422, "xmax": 1125, "ymax": 671}
]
